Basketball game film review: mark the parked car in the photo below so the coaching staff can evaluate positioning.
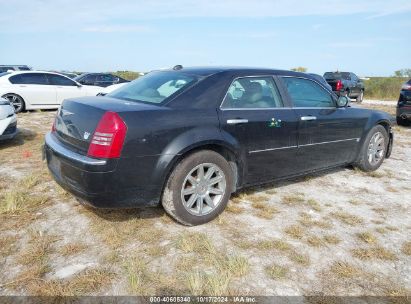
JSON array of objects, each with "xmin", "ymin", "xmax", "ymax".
[
  {"xmin": 308, "ymin": 73, "xmax": 332, "ymax": 91},
  {"xmin": 396, "ymin": 79, "xmax": 411, "ymax": 126},
  {"xmin": 44, "ymin": 67, "xmax": 393, "ymax": 226},
  {"xmin": 52, "ymin": 71, "xmax": 79, "ymax": 79},
  {"xmin": 0, "ymin": 71, "xmax": 102, "ymax": 113},
  {"xmin": 74, "ymin": 73, "xmax": 129, "ymax": 87},
  {"xmin": 0, "ymin": 98, "xmax": 18, "ymax": 141},
  {"xmin": 323, "ymin": 71, "xmax": 365, "ymax": 102},
  {"xmin": 96, "ymin": 82, "xmax": 128, "ymax": 96},
  {"xmin": 0, "ymin": 65, "xmax": 31, "ymax": 73}
]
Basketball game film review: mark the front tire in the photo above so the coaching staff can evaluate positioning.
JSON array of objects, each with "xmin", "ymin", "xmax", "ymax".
[
  {"xmin": 356, "ymin": 90, "xmax": 364, "ymax": 103},
  {"xmin": 2, "ymin": 93, "xmax": 25, "ymax": 113},
  {"xmin": 162, "ymin": 150, "xmax": 233, "ymax": 226},
  {"xmin": 354, "ymin": 125, "xmax": 388, "ymax": 172}
]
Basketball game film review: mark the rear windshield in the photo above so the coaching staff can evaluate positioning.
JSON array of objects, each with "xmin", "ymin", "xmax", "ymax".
[
  {"xmin": 108, "ymin": 71, "xmax": 198, "ymax": 104},
  {"xmin": 323, "ymin": 72, "xmax": 351, "ymax": 80}
]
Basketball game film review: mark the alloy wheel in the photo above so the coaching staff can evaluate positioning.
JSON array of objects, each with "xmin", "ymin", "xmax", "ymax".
[
  {"xmin": 181, "ymin": 163, "xmax": 226, "ymax": 216},
  {"xmin": 3, "ymin": 94, "xmax": 22, "ymax": 113},
  {"xmin": 367, "ymin": 132, "xmax": 385, "ymax": 166}
]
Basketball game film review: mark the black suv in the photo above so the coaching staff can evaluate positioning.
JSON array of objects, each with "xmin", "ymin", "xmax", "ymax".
[
  {"xmin": 397, "ymin": 79, "xmax": 411, "ymax": 126},
  {"xmin": 74, "ymin": 73, "xmax": 129, "ymax": 87},
  {"xmin": 44, "ymin": 67, "xmax": 393, "ymax": 225},
  {"xmin": 323, "ymin": 72, "xmax": 365, "ymax": 102}
]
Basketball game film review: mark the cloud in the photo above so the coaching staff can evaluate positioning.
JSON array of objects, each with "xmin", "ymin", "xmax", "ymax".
[{"xmin": 0, "ymin": 0, "xmax": 411, "ymax": 33}]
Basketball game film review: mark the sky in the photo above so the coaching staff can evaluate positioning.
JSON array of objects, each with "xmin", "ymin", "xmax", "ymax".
[{"xmin": 0, "ymin": 0, "xmax": 410, "ymax": 76}]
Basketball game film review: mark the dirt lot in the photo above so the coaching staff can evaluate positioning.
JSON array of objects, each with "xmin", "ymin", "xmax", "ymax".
[{"xmin": 0, "ymin": 101, "xmax": 410, "ymax": 297}]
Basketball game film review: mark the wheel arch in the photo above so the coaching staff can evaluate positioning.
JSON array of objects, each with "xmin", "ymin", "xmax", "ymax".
[
  {"xmin": 1, "ymin": 92, "xmax": 26, "ymax": 111},
  {"xmin": 154, "ymin": 140, "xmax": 245, "ymax": 203}
]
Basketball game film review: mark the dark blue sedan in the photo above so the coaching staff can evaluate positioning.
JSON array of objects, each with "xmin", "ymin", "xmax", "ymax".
[{"xmin": 44, "ymin": 66, "xmax": 394, "ymax": 225}]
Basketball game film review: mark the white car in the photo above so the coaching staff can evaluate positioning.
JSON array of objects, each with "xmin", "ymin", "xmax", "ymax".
[
  {"xmin": 96, "ymin": 82, "xmax": 128, "ymax": 96},
  {"xmin": 0, "ymin": 98, "xmax": 18, "ymax": 141},
  {"xmin": 0, "ymin": 71, "xmax": 102, "ymax": 113}
]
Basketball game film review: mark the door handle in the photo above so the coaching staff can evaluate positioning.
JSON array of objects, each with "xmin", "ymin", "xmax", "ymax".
[
  {"xmin": 227, "ymin": 119, "xmax": 248, "ymax": 125},
  {"xmin": 300, "ymin": 116, "xmax": 317, "ymax": 121}
]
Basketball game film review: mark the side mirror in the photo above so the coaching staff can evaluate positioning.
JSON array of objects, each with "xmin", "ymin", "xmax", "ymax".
[{"xmin": 337, "ymin": 96, "xmax": 349, "ymax": 107}]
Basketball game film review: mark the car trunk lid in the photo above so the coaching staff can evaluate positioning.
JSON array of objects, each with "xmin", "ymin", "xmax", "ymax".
[{"xmin": 54, "ymin": 96, "xmax": 161, "ymax": 155}]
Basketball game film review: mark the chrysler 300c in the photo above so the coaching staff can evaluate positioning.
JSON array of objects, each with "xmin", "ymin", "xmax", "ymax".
[{"xmin": 44, "ymin": 67, "xmax": 393, "ymax": 225}]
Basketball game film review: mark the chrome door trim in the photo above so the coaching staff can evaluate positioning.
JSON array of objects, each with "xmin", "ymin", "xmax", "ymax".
[{"xmin": 248, "ymin": 138, "xmax": 360, "ymax": 154}]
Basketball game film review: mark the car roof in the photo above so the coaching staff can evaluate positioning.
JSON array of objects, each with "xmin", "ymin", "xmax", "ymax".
[
  {"xmin": 157, "ymin": 66, "xmax": 312, "ymax": 78},
  {"xmin": 3, "ymin": 71, "xmax": 76, "ymax": 79}
]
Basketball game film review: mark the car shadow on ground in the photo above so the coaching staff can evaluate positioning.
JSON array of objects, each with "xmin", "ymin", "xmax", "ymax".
[
  {"xmin": 81, "ymin": 203, "xmax": 166, "ymax": 223},
  {"xmin": 236, "ymin": 166, "xmax": 349, "ymax": 196},
  {"xmin": 82, "ymin": 166, "xmax": 350, "ymax": 224},
  {"xmin": 0, "ymin": 128, "xmax": 37, "ymax": 149}
]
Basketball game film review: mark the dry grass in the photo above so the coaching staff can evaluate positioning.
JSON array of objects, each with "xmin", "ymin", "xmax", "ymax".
[
  {"xmin": 349, "ymin": 199, "xmax": 361, "ymax": 206},
  {"xmin": 375, "ymin": 227, "xmax": 388, "ymax": 234},
  {"xmin": 298, "ymin": 212, "xmax": 332, "ymax": 229},
  {"xmin": 0, "ymin": 187, "xmax": 49, "ymax": 215},
  {"xmin": 306, "ymin": 235, "xmax": 326, "ymax": 248},
  {"xmin": 307, "ymin": 199, "xmax": 322, "ymax": 212},
  {"xmin": 176, "ymin": 232, "xmax": 214, "ymax": 254},
  {"xmin": 356, "ymin": 231, "xmax": 378, "ymax": 244},
  {"xmin": 352, "ymin": 246, "xmax": 397, "ymax": 261},
  {"xmin": 226, "ymin": 203, "xmax": 245, "ymax": 214},
  {"xmin": 284, "ymin": 225, "xmax": 305, "ymax": 239},
  {"xmin": 289, "ymin": 252, "xmax": 310, "ymax": 266},
  {"xmin": 329, "ymin": 261, "xmax": 361, "ymax": 278},
  {"xmin": 265, "ymin": 263, "xmax": 288, "ymax": 280},
  {"xmin": 323, "ymin": 235, "xmax": 341, "ymax": 245},
  {"xmin": 256, "ymin": 239, "xmax": 292, "ymax": 252},
  {"xmin": 59, "ymin": 243, "xmax": 88, "ymax": 257},
  {"xmin": 27, "ymin": 268, "xmax": 114, "ymax": 296},
  {"xmin": 0, "ymin": 234, "xmax": 18, "ymax": 258},
  {"xmin": 251, "ymin": 201, "xmax": 279, "ymax": 219},
  {"xmin": 401, "ymin": 241, "xmax": 411, "ymax": 256},
  {"xmin": 282, "ymin": 194, "xmax": 305, "ymax": 206},
  {"xmin": 330, "ymin": 211, "xmax": 363, "ymax": 226}
]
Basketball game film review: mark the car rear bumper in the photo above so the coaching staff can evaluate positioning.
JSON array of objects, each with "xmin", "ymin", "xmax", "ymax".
[
  {"xmin": 44, "ymin": 132, "xmax": 160, "ymax": 208},
  {"xmin": 397, "ymin": 103, "xmax": 411, "ymax": 120},
  {"xmin": 0, "ymin": 118, "xmax": 18, "ymax": 141}
]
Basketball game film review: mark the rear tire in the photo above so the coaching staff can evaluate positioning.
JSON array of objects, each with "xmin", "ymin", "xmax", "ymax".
[
  {"xmin": 162, "ymin": 150, "xmax": 233, "ymax": 226},
  {"xmin": 2, "ymin": 93, "xmax": 25, "ymax": 113},
  {"xmin": 396, "ymin": 116, "xmax": 410, "ymax": 126},
  {"xmin": 356, "ymin": 90, "xmax": 364, "ymax": 103},
  {"xmin": 354, "ymin": 125, "xmax": 388, "ymax": 172}
]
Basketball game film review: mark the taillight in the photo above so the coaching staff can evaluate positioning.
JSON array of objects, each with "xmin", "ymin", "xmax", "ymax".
[
  {"xmin": 336, "ymin": 80, "xmax": 343, "ymax": 91},
  {"xmin": 51, "ymin": 117, "xmax": 57, "ymax": 132},
  {"xmin": 87, "ymin": 111, "xmax": 127, "ymax": 159}
]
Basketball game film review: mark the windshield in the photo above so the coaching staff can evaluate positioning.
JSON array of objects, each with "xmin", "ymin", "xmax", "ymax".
[
  {"xmin": 0, "ymin": 72, "xmax": 11, "ymax": 77},
  {"xmin": 108, "ymin": 71, "xmax": 198, "ymax": 104},
  {"xmin": 323, "ymin": 72, "xmax": 351, "ymax": 80}
]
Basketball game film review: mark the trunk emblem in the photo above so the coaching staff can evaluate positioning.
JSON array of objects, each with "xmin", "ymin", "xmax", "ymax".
[
  {"xmin": 83, "ymin": 132, "xmax": 91, "ymax": 140},
  {"xmin": 61, "ymin": 109, "xmax": 74, "ymax": 116}
]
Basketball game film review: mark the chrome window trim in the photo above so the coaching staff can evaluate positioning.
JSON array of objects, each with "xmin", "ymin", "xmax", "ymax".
[
  {"xmin": 219, "ymin": 75, "xmax": 285, "ymax": 110},
  {"xmin": 220, "ymin": 106, "xmax": 338, "ymax": 111},
  {"xmin": 249, "ymin": 138, "xmax": 360, "ymax": 154},
  {"xmin": 45, "ymin": 132, "xmax": 107, "ymax": 166}
]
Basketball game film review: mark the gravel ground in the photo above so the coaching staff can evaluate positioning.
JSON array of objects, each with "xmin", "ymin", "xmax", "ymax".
[{"xmin": 0, "ymin": 102, "xmax": 410, "ymax": 297}]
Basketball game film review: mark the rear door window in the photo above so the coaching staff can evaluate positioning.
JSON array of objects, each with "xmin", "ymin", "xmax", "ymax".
[
  {"xmin": 48, "ymin": 74, "xmax": 76, "ymax": 86},
  {"xmin": 9, "ymin": 73, "xmax": 48, "ymax": 85},
  {"xmin": 282, "ymin": 77, "xmax": 334, "ymax": 108},
  {"xmin": 221, "ymin": 77, "xmax": 283, "ymax": 109}
]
